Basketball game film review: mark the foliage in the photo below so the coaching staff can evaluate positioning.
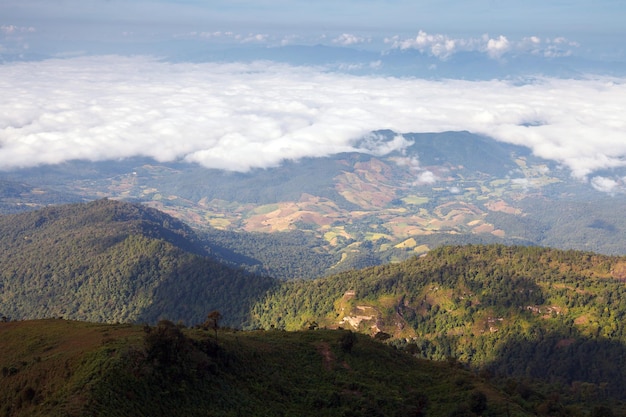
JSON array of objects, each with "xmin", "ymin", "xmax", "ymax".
[
  {"xmin": 0, "ymin": 199, "xmax": 276, "ymax": 326},
  {"xmin": 252, "ymin": 244, "xmax": 626, "ymax": 409},
  {"xmin": 339, "ymin": 329, "xmax": 357, "ymax": 353},
  {"xmin": 203, "ymin": 228, "xmax": 339, "ymax": 279},
  {"xmin": 0, "ymin": 319, "xmax": 534, "ymax": 417},
  {"xmin": 4, "ymin": 200, "xmax": 626, "ymax": 413}
]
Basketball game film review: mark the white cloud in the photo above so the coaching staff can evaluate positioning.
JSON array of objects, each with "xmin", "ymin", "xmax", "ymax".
[
  {"xmin": 355, "ymin": 133, "xmax": 413, "ymax": 156},
  {"xmin": 176, "ymin": 30, "xmax": 271, "ymax": 45},
  {"xmin": 239, "ymin": 33, "xmax": 269, "ymax": 43},
  {"xmin": 387, "ymin": 31, "xmax": 465, "ymax": 59},
  {"xmin": 0, "ymin": 56, "xmax": 625, "ymax": 184},
  {"xmin": 1, "ymin": 24, "xmax": 36, "ymax": 54},
  {"xmin": 417, "ymin": 171, "xmax": 438, "ymax": 185},
  {"xmin": 591, "ymin": 176, "xmax": 620, "ymax": 193},
  {"xmin": 486, "ymin": 35, "xmax": 510, "ymax": 59},
  {"xmin": 388, "ymin": 31, "xmax": 579, "ymax": 60},
  {"xmin": 332, "ymin": 33, "xmax": 370, "ymax": 46},
  {"xmin": 1, "ymin": 25, "xmax": 36, "ymax": 35}
]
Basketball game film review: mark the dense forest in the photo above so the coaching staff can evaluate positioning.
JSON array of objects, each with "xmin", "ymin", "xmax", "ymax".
[
  {"xmin": 203, "ymin": 227, "xmax": 340, "ymax": 279},
  {"xmin": 0, "ymin": 199, "xmax": 275, "ymax": 326}
]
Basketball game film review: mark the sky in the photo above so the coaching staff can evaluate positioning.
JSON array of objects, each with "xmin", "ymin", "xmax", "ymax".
[
  {"xmin": 3, "ymin": 0, "xmax": 626, "ymax": 61},
  {"xmin": 1, "ymin": 1, "xmax": 626, "ymax": 192}
]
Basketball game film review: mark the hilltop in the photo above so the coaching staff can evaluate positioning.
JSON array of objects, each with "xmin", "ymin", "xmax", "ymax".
[
  {"xmin": 0, "ymin": 199, "xmax": 275, "ymax": 326},
  {"xmin": 252, "ymin": 244, "xmax": 626, "ymax": 404}
]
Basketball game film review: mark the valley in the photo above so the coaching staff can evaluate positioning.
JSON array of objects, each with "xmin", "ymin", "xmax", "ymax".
[{"xmin": 3, "ymin": 131, "xmax": 625, "ymax": 280}]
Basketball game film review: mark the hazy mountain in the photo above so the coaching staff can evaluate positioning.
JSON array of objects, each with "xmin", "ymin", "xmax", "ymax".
[
  {"xmin": 165, "ymin": 43, "xmax": 626, "ymax": 79},
  {"xmin": 2, "ymin": 131, "xmax": 626, "ymax": 278},
  {"xmin": 0, "ymin": 178, "xmax": 84, "ymax": 213}
]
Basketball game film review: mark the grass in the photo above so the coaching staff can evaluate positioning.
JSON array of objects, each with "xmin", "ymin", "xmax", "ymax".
[
  {"xmin": 0, "ymin": 320, "xmax": 534, "ymax": 417},
  {"xmin": 0, "ymin": 319, "xmax": 140, "ymax": 417},
  {"xmin": 401, "ymin": 196, "xmax": 430, "ymax": 205}
]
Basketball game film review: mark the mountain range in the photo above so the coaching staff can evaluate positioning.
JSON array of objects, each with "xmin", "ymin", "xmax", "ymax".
[
  {"xmin": 2, "ymin": 199, "xmax": 626, "ymax": 415},
  {"xmin": 2, "ymin": 131, "xmax": 625, "ymax": 280},
  {"xmin": 0, "ymin": 199, "xmax": 275, "ymax": 326},
  {"xmin": 3, "ymin": 130, "xmax": 626, "ymax": 414}
]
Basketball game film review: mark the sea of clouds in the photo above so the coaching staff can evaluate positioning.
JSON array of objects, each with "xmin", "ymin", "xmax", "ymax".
[{"xmin": 1, "ymin": 56, "xmax": 625, "ymax": 191}]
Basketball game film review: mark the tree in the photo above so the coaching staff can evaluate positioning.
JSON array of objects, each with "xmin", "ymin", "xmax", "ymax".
[
  {"xmin": 307, "ymin": 321, "xmax": 319, "ymax": 331},
  {"xmin": 339, "ymin": 330, "xmax": 357, "ymax": 353},
  {"xmin": 144, "ymin": 319, "xmax": 189, "ymax": 371},
  {"xmin": 204, "ymin": 310, "xmax": 222, "ymax": 339},
  {"xmin": 591, "ymin": 405, "xmax": 614, "ymax": 417}
]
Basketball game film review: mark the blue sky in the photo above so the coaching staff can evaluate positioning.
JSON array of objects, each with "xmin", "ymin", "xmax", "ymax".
[
  {"xmin": 2, "ymin": 0, "xmax": 625, "ymax": 62},
  {"xmin": 4, "ymin": 0, "xmax": 624, "ymax": 32}
]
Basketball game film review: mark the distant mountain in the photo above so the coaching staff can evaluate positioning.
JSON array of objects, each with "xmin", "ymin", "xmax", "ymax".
[
  {"xmin": 3, "ymin": 200, "xmax": 626, "ymax": 409},
  {"xmin": 0, "ymin": 178, "xmax": 84, "ymax": 213},
  {"xmin": 166, "ymin": 43, "xmax": 626, "ymax": 79},
  {"xmin": 0, "ymin": 199, "xmax": 275, "ymax": 326},
  {"xmin": 3, "ymin": 131, "xmax": 626, "ymax": 278}
]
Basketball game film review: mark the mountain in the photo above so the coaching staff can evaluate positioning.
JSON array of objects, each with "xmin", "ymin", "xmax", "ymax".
[
  {"xmin": 3, "ymin": 130, "xmax": 625, "ymax": 278},
  {"xmin": 0, "ymin": 199, "xmax": 275, "ymax": 326},
  {"xmin": 3, "ymin": 201, "xmax": 626, "ymax": 412},
  {"xmin": 0, "ymin": 319, "xmax": 538, "ymax": 417},
  {"xmin": 252, "ymin": 244, "xmax": 626, "ymax": 401},
  {"xmin": 165, "ymin": 43, "xmax": 626, "ymax": 79},
  {"xmin": 0, "ymin": 178, "xmax": 84, "ymax": 213}
]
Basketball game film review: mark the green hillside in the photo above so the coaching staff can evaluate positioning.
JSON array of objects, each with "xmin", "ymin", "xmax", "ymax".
[
  {"xmin": 0, "ymin": 199, "xmax": 275, "ymax": 326},
  {"xmin": 0, "ymin": 319, "xmax": 540, "ymax": 417},
  {"xmin": 252, "ymin": 245, "xmax": 626, "ymax": 404}
]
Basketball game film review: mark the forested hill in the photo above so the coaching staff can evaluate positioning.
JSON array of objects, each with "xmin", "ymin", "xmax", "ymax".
[
  {"xmin": 0, "ymin": 199, "xmax": 276, "ymax": 326},
  {"xmin": 252, "ymin": 244, "xmax": 626, "ymax": 400}
]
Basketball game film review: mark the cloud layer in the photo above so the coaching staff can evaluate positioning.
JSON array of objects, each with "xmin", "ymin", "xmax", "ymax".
[{"xmin": 0, "ymin": 56, "xmax": 625, "ymax": 186}]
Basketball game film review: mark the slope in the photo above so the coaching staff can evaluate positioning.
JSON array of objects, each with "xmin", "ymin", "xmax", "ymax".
[
  {"xmin": 0, "ymin": 199, "xmax": 276, "ymax": 326},
  {"xmin": 0, "ymin": 178, "xmax": 83, "ymax": 213},
  {"xmin": 252, "ymin": 244, "xmax": 626, "ymax": 402},
  {"xmin": 4, "ymin": 131, "xmax": 626, "ymax": 278},
  {"xmin": 0, "ymin": 319, "xmax": 536, "ymax": 417}
]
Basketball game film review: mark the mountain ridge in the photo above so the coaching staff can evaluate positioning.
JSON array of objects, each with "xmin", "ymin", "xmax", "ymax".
[
  {"xmin": 0, "ymin": 199, "xmax": 275, "ymax": 325},
  {"xmin": 0, "ymin": 319, "xmax": 538, "ymax": 417}
]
